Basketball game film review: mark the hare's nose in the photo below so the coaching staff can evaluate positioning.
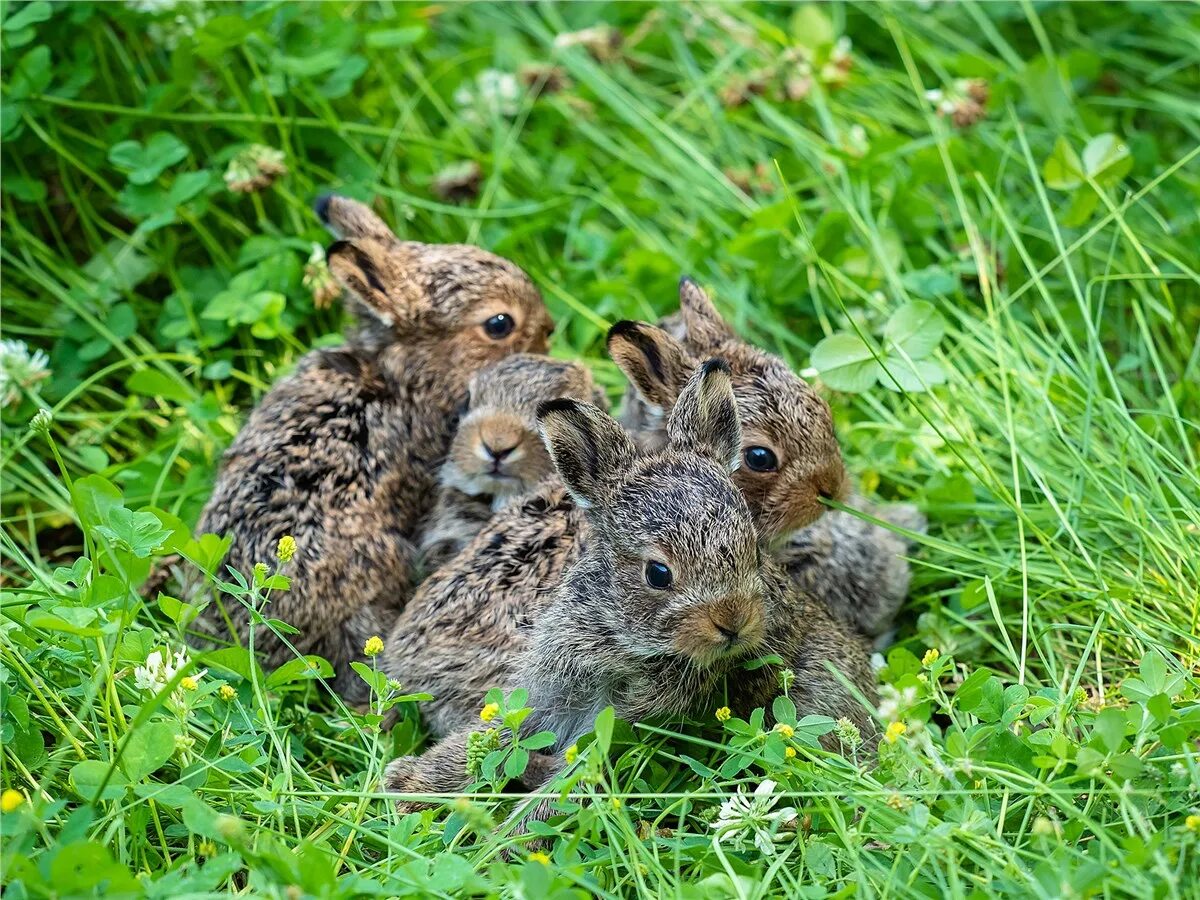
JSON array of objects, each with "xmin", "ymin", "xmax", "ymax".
[
  {"xmin": 482, "ymin": 441, "xmax": 517, "ymax": 462},
  {"xmin": 711, "ymin": 602, "xmax": 761, "ymax": 644}
]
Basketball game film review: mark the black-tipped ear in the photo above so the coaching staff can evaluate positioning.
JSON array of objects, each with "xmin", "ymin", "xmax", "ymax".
[
  {"xmin": 606, "ymin": 320, "xmax": 694, "ymax": 410},
  {"xmin": 666, "ymin": 359, "xmax": 742, "ymax": 472},
  {"xmin": 538, "ymin": 399, "xmax": 636, "ymax": 508},
  {"xmin": 679, "ymin": 277, "xmax": 735, "ymax": 349},
  {"xmin": 314, "ymin": 193, "xmax": 334, "ymax": 225},
  {"xmin": 316, "ymin": 194, "xmax": 392, "ymax": 239},
  {"xmin": 326, "ymin": 239, "xmax": 395, "ymax": 321}
]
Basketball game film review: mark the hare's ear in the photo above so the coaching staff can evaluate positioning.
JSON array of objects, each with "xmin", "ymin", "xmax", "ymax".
[
  {"xmin": 325, "ymin": 239, "xmax": 402, "ymax": 323},
  {"xmin": 667, "ymin": 359, "xmax": 742, "ymax": 472},
  {"xmin": 679, "ymin": 276, "xmax": 735, "ymax": 349},
  {"xmin": 607, "ymin": 320, "xmax": 693, "ymax": 410},
  {"xmin": 315, "ymin": 194, "xmax": 392, "ymax": 239},
  {"xmin": 538, "ymin": 399, "xmax": 636, "ymax": 508}
]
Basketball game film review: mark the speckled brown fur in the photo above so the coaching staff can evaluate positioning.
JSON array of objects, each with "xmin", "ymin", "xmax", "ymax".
[
  {"xmin": 193, "ymin": 196, "xmax": 552, "ymax": 702},
  {"xmin": 383, "ymin": 362, "xmax": 875, "ymax": 802},
  {"xmin": 614, "ymin": 278, "xmax": 922, "ymax": 637},
  {"xmin": 418, "ymin": 354, "xmax": 599, "ymax": 573}
]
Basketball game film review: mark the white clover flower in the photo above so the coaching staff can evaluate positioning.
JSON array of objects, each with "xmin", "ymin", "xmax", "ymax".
[
  {"xmin": 877, "ymin": 683, "xmax": 919, "ymax": 721},
  {"xmin": 710, "ymin": 779, "xmax": 798, "ymax": 855},
  {"xmin": 0, "ymin": 339, "xmax": 51, "ymax": 408},
  {"xmin": 134, "ymin": 648, "xmax": 206, "ymax": 706},
  {"xmin": 454, "ymin": 69, "xmax": 523, "ymax": 124}
]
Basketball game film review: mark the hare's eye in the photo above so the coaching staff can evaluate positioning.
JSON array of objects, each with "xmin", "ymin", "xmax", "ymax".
[
  {"xmin": 743, "ymin": 446, "xmax": 779, "ymax": 472},
  {"xmin": 483, "ymin": 313, "xmax": 516, "ymax": 339},
  {"xmin": 644, "ymin": 560, "xmax": 673, "ymax": 590}
]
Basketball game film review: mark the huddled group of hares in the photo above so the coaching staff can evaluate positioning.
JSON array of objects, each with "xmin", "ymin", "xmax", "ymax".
[{"xmin": 192, "ymin": 196, "xmax": 924, "ymax": 806}]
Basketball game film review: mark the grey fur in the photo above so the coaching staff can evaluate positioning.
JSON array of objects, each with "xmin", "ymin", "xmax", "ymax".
[{"xmin": 383, "ymin": 362, "xmax": 875, "ymax": 801}]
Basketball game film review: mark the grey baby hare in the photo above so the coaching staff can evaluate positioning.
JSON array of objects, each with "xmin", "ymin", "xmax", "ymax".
[
  {"xmin": 194, "ymin": 195, "xmax": 553, "ymax": 702},
  {"xmin": 382, "ymin": 300, "xmax": 854, "ymax": 739},
  {"xmin": 612, "ymin": 277, "xmax": 922, "ymax": 637},
  {"xmin": 419, "ymin": 353, "xmax": 601, "ymax": 572},
  {"xmin": 383, "ymin": 361, "xmax": 875, "ymax": 801}
]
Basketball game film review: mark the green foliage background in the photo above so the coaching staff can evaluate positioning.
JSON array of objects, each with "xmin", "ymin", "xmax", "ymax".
[{"xmin": 1, "ymin": 1, "xmax": 1198, "ymax": 897}]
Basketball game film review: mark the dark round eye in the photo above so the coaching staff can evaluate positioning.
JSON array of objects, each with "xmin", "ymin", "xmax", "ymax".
[
  {"xmin": 743, "ymin": 446, "xmax": 779, "ymax": 472},
  {"xmin": 644, "ymin": 560, "xmax": 673, "ymax": 590},
  {"xmin": 483, "ymin": 313, "xmax": 515, "ymax": 339}
]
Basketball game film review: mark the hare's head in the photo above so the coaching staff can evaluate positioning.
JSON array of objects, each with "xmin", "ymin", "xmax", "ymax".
[
  {"xmin": 443, "ymin": 354, "xmax": 600, "ymax": 501},
  {"xmin": 317, "ymin": 195, "xmax": 554, "ymax": 369},
  {"xmin": 608, "ymin": 278, "xmax": 847, "ymax": 539},
  {"xmin": 538, "ymin": 360, "xmax": 768, "ymax": 667}
]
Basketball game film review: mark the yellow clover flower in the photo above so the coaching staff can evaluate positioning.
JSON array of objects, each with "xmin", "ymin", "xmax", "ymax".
[
  {"xmin": 363, "ymin": 635, "xmax": 384, "ymax": 657},
  {"xmin": 276, "ymin": 535, "xmax": 297, "ymax": 563},
  {"xmin": 785, "ymin": 746, "xmax": 797, "ymax": 759},
  {"xmin": 884, "ymin": 721, "xmax": 908, "ymax": 743},
  {"xmin": 181, "ymin": 676, "xmax": 199, "ymax": 691},
  {"xmin": 528, "ymin": 851, "xmax": 550, "ymax": 864},
  {"xmin": 218, "ymin": 684, "xmax": 236, "ymax": 701},
  {"xmin": 774, "ymin": 723, "xmax": 794, "ymax": 738},
  {"xmin": 1, "ymin": 789, "xmax": 24, "ymax": 813},
  {"xmin": 564, "ymin": 744, "xmax": 578, "ymax": 764},
  {"xmin": 1187, "ymin": 814, "xmax": 1200, "ymax": 832},
  {"xmin": 922, "ymin": 648, "xmax": 940, "ymax": 666},
  {"xmin": 715, "ymin": 706, "xmax": 731, "ymax": 722},
  {"xmin": 480, "ymin": 702, "xmax": 500, "ymax": 723}
]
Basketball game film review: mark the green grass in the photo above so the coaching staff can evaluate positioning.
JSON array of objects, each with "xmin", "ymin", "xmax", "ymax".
[{"xmin": 2, "ymin": 1, "xmax": 1199, "ymax": 896}]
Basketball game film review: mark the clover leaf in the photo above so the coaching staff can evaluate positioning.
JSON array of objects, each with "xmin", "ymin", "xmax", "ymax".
[{"xmin": 108, "ymin": 133, "xmax": 190, "ymax": 185}]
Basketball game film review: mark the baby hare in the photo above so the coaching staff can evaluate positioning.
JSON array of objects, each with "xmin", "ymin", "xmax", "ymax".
[
  {"xmin": 383, "ymin": 361, "xmax": 874, "ymax": 801},
  {"xmin": 610, "ymin": 278, "xmax": 848, "ymax": 539},
  {"xmin": 612, "ymin": 277, "xmax": 922, "ymax": 636},
  {"xmin": 418, "ymin": 354, "xmax": 601, "ymax": 572},
  {"xmin": 195, "ymin": 196, "xmax": 553, "ymax": 702}
]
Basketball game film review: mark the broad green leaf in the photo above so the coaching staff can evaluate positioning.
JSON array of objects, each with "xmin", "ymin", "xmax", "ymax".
[
  {"xmin": 5, "ymin": 1, "xmax": 52, "ymax": 31},
  {"xmin": 593, "ymin": 705, "xmax": 615, "ymax": 755},
  {"xmin": 366, "ymin": 26, "xmax": 426, "ymax": 48},
  {"xmin": 70, "ymin": 760, "xmax": 128, "ymax": 802},
  {"xmin": 884, "ymin": 301, "xmax": 946, "ymax": 359},
  {"xmin": 810, "ymin": 332, "xmax": 880, "ymax": 392},
  {"xmin": 120, "ymin": 721, "xmax": 178, "ymax": 782},
  {"xmin": 790, "ymin": 4, "xmax": 835, "ymax": 49},
  {"xmin": 901, "ymin": 266, "xmax": 957, "ymax": 299},
  {"xmin": 25, "ymin": 608, "xmax": 104, "ymax": 637},
  {"xmin": 520, "ymin": 730, "xmax": 557, "ymax": 751},
  {"xmin": 771, "ymin": 694, "xmax": 798, "ymax": 725},
  {"xmin": 265, "ymin": 655, "xmax": 334, "ymax": 689},
  {"xmin": 93, "ymin": 506, "xmax": 172, "ymax": 558},
  {"xmin": 503, "ymin": 747, "xmax": 530, "ymax": 779},
  {"xmin": 1043, "ymin": 136, "xmax": 1084, "ymax": 191},
  {"xmin": 48, "ymin": 842, "xmax": 139, "ymax": 896},
  {"xmin": 879, "ymin": 357, "xmax": 947, "ymax": 392},
  {"xmin": 156, "ymin": 594, "xmax": 198, "ymax": 628},
  {"xmin": 1094, "ymin": 706, "xmax": 1127, "ymax": 753},
  {"xmin": 108, "ymin": 133, "xmax": 189, "ymax": 185},
  {"xmin": 125, "ymin": 368, "xmax": 192, "ymax": 404},
  {"xmin": 7, "ymin": 45, "xmax": 51, "ymax": 100},
  {"xmin": 70, "ymin": 474, "xmax": 123, "ymax": 532},
  {"xmin": 1081, "ymin": 133, "xmax": 1131, "ymax": 186}
]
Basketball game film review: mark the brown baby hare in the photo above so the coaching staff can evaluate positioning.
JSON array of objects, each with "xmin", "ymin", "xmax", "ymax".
[
  {"xmin": 612, "ymin": 277, "xmax": 922, "ymax": 637},
  {"xmin": 194, "ymin": 195, "xmax": 553, "ymax": 702},
  {"xmin": 418, "ymin": 353, "xmax": 601, "ymax": 573}
]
